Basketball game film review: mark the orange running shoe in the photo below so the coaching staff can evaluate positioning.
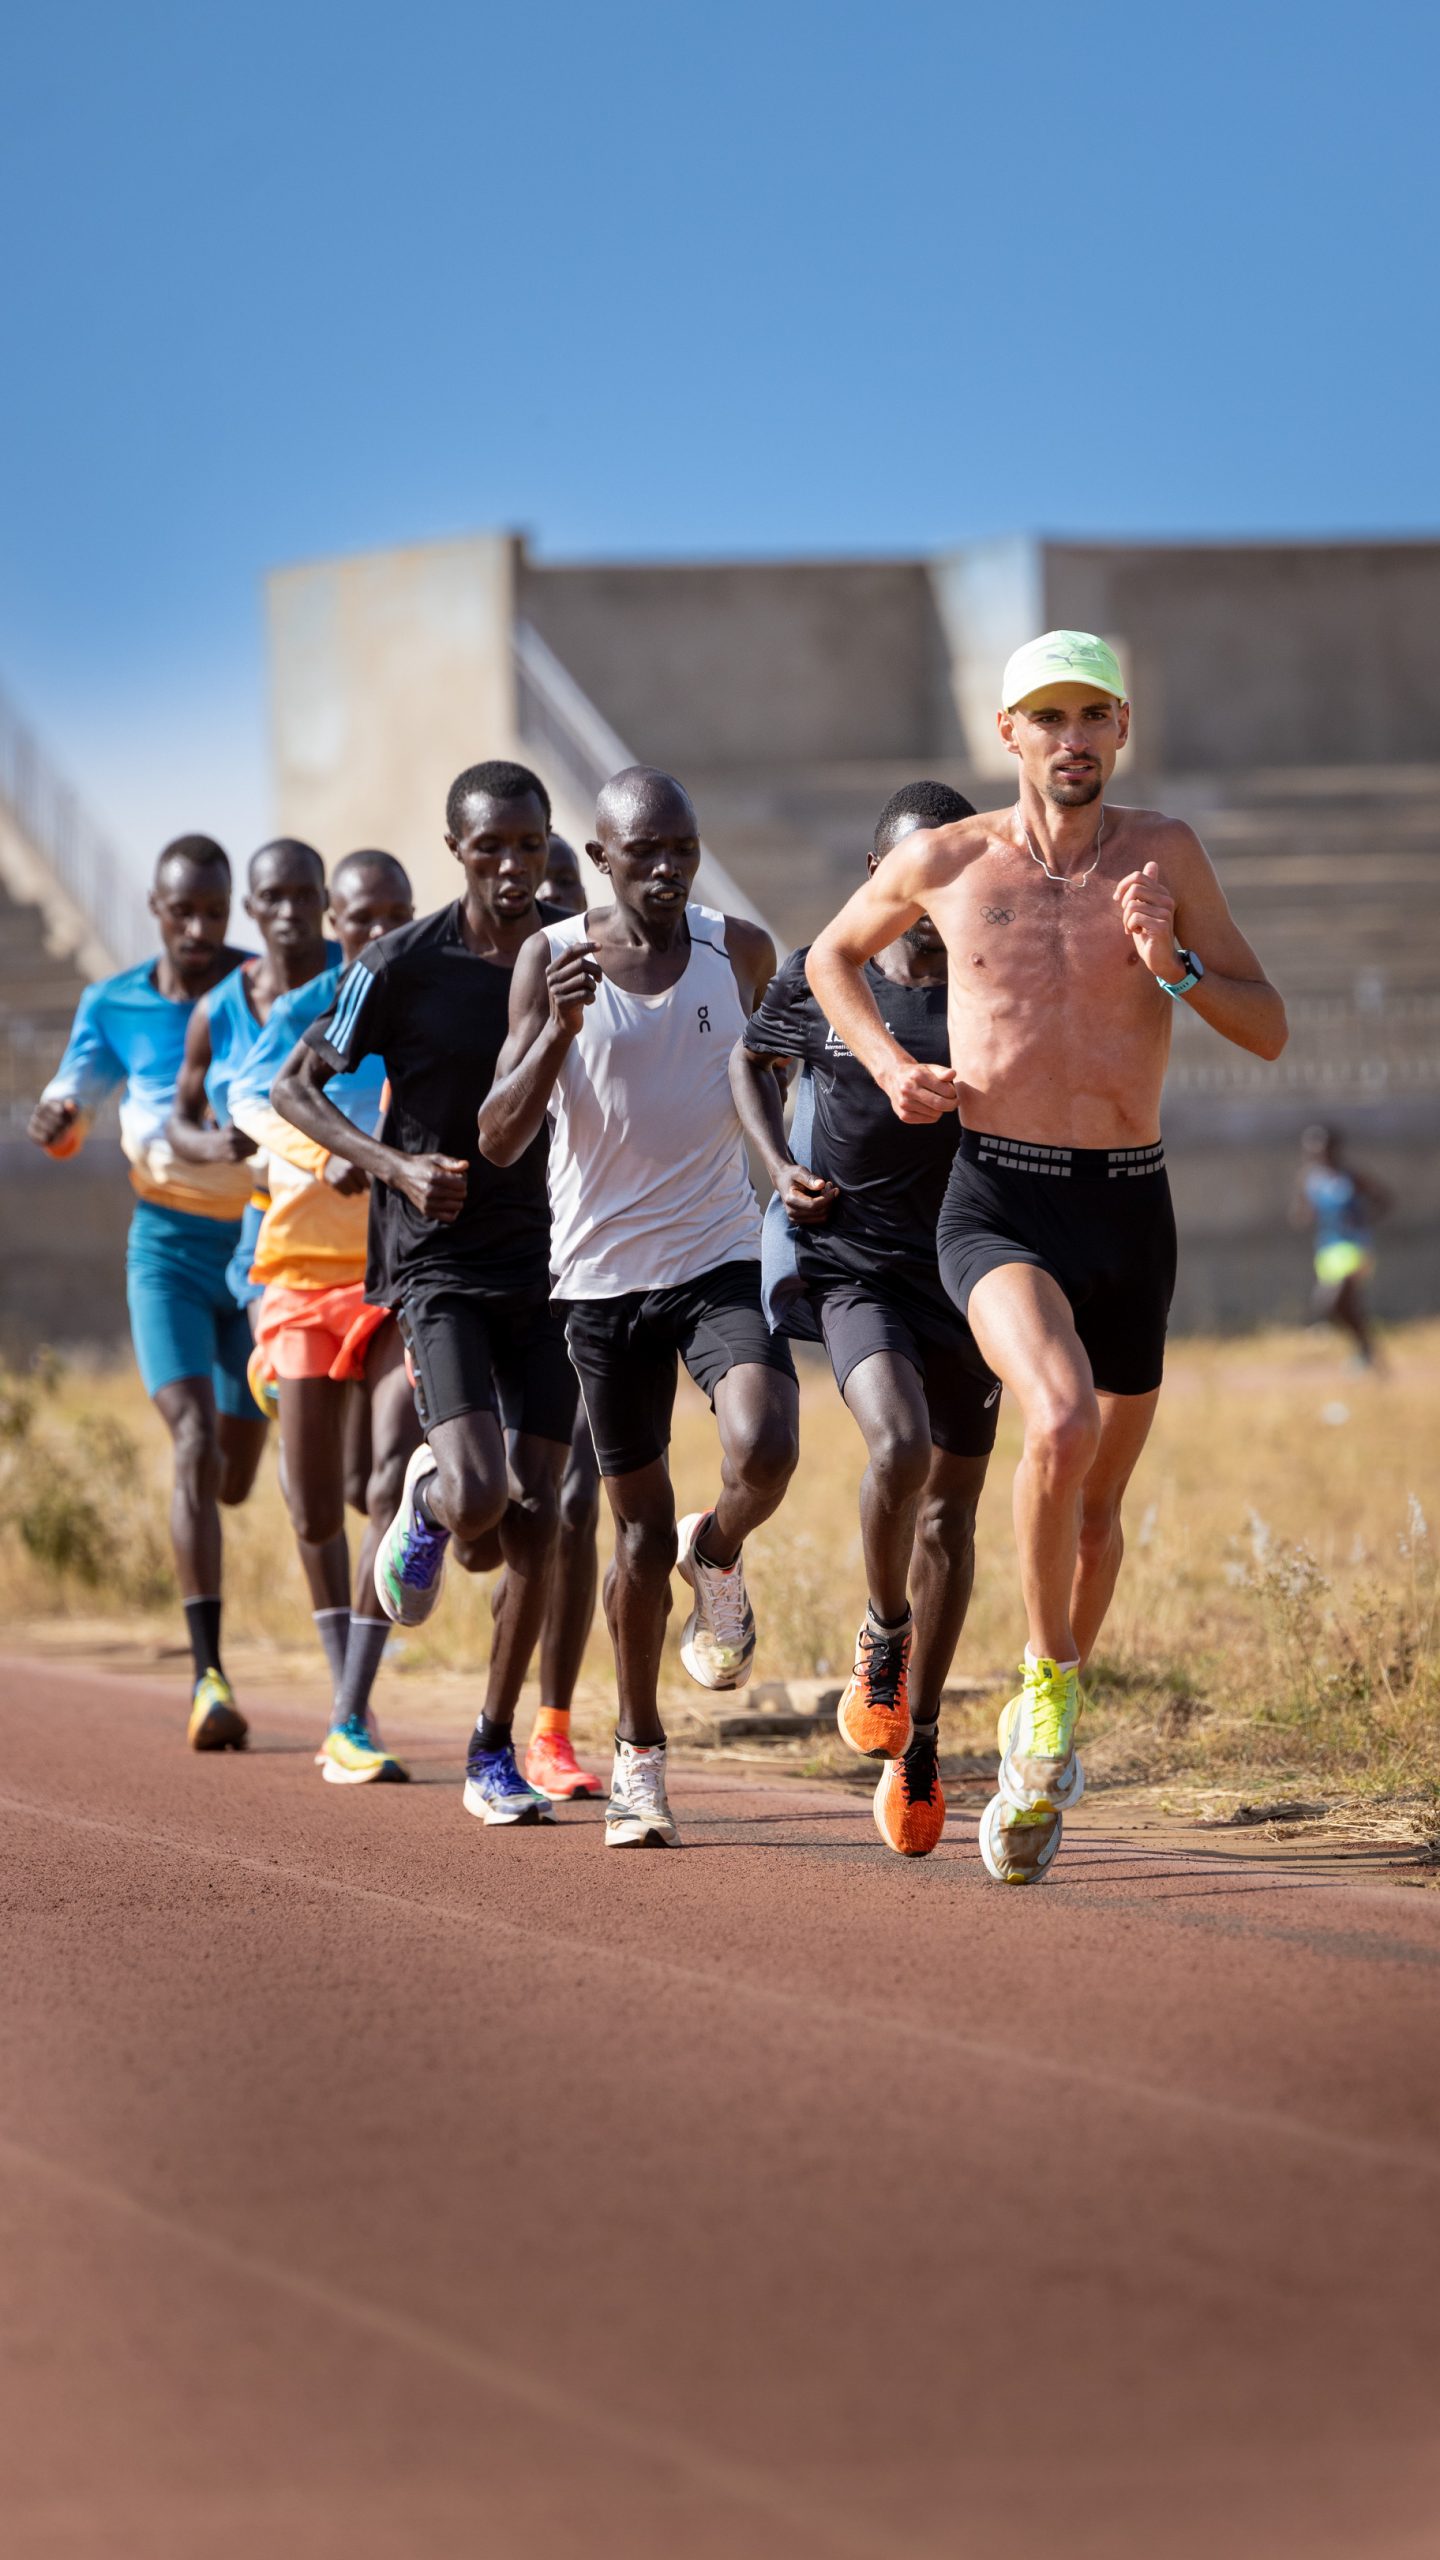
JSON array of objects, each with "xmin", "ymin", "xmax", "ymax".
[
  {"xmin": 836, "ymin": 1618, "xmax": 912, "ymax": 1760},
  {"xmin": 873, "ymin": 1721, "xmax": 945, "ymax": 1856},
  {"xmin": 525, "ymin": 1729, "xmax": 603, "ymax": 1801}
]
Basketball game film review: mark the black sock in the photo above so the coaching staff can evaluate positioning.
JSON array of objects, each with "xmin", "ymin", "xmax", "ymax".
[
  {"xmin": 334, "ymin": 1615, "xmax": 390, "ymax": 1729},
  {"xmin": 312, "ymin": 1607, "xmax": 350, "ymax": 1702},
  {"xmin": 414, "ymin": 1471, "xmax": 445, "ymax": 1532},
  {"xmin": 471, "ymin": 1714, "xmax": 512, "ymax": 1756},
  {"xmin": 866, "ymin": 1602, "xmax": 912, "ymax": 1639},
  {"xmin": 184, "ymin": 1595, "xmax": 223, "ymax": 1684}
]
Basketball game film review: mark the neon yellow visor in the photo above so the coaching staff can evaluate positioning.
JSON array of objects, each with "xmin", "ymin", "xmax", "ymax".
[{"xmin": 1001, "ymin": 629, "xmax": 1126, "ymax": 710}]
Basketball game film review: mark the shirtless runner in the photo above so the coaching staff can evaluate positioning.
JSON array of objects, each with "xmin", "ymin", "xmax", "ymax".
[{"xmin": 806, "ymin": 631, "xmax": 1287, "ymax": 1883}]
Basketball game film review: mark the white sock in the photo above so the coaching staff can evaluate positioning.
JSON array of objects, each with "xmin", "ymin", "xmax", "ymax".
[{"xmin": 1025, "ymin": 1644, "xmax": 1079, "ymax": 1673}]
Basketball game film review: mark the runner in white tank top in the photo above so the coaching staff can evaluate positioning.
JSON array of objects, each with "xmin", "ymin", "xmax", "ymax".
[
  {"xmin": 543, "ymin": 899, "xmax": 760, "ymax": 1296},
  {"xmin": 480, "ymin": 767, "xmax": 801, "ymax": 1850}
]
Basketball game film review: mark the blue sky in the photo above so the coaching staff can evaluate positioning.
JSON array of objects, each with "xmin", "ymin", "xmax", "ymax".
[{"xmin": 2, "ymin": 0, "xmax": 1435, "ymax": 872}]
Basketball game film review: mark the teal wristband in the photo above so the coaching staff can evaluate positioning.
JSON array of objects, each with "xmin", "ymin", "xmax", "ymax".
[{"xmin": 1155, "ymin": 947, "xmax": 1204, "ymax": 999}]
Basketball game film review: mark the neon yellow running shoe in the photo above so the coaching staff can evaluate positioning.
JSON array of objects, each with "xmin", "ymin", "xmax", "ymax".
[
  {"xmin": 979, "ymin": 1795, "xmax": 1063, "ymax": 1885},
  {"xmin": 996, "ymin": 1656, "xmax": 1084, "ymax": 1813},
  {"xmin": 187, "ymin": 1667, "xmax": 248, "ymax": 1753},
  {"xmin": 318, "ymin": 1714, "xmax": 408, "ymax": 1786}
]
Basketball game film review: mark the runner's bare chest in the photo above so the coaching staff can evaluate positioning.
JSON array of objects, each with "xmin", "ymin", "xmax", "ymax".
[{"xmin": 936, "ymin": 825, "xmax": 1158, "ymax": 1023}]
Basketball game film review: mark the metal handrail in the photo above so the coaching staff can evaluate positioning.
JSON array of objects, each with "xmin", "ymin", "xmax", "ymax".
[
  {"xmin": 513, "ymin": 619, "xmax": 781, "ymax": 943},
  {"xmin": 0, "ymin": 681, "xmax": 150, "ymax": 969}
]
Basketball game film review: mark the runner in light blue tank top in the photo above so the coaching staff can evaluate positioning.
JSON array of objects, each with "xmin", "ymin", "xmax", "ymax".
[
  {"xmin": 28, "ymin": 834, "xmax": 267, "ymax": 1753},
  {"xmin": 167, "ymin": 838, "xmax": 336, "ymax": 1312}
]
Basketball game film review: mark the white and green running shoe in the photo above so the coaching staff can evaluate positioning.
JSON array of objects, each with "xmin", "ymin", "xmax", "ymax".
[
  {"xmin": 979, "ymin": 1795, "xmax": 1063, "ymax": 1886},
  {"xmin": 996, "ymin": 1656, "xmax": 1084, "ymax": 1814},
  {"xmin": 374, "ymin": 1441, "xmax": 450, "ymax": 1627}
]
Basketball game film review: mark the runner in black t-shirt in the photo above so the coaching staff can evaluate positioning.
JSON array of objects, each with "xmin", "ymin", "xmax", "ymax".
[
  {"xmin": 731, "ymin": 780, "xmax": 998, "ymax": 1858},
  {"xmin": 272, "ymin": 761, "xmax": 578, "ymax": 1829}
]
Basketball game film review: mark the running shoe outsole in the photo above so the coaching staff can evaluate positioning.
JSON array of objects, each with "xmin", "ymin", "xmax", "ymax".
[
  {"xmin": 461, "ymin": 1780, "xmax": 557, "ymax": 1827},
  {"xmin": 188, "ymin": 1702, "xmax": 249, "ymax": 1752},
  {"xmin": 675, "ymin": 1509, "xmax": 755, "ymax": 1692},
  {"xmin": 978, "ymin": 1795, "xmax": 1063, "ymax": 1885},
  {"xmin": 320, "ymin": 1755, "xmax": 409, "ymax": 1786}
]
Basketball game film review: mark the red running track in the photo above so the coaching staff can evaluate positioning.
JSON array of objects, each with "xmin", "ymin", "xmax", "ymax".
[{"xmin": 2, "ymin": 1654, "xmax": 1438, "ymax": 2560}]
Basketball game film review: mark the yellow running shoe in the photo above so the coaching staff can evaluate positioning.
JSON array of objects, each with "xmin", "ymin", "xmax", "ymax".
[
  {"xmin": 318, "ymin": 1714, "xmax": 408, "ymax": 1786},
  {"xmin": 996, "ymin": 1656, "xmax": 1084, "ymax": 1813},
  {"xmin": 979, "ymin": 1795, "xmax": 1063, "ymax": 1885},
  {"xmin": 187, "ymin": 1667, "xmax": 248, "ymax": 1752}
]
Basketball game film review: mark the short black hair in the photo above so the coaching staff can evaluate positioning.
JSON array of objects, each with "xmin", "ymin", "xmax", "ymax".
[
  {"xmin": 873, "ymin": 780, "xmax": 975, "ymax": 855},
  {"xmin": 247, "ymin": 836, "xmax": 325, "ymax": 888},
  {"xmin": 331, "ymin": 847, "xmax": 411, "ymax": 898},
  {"xmin": 446, "ymin": 760, "xmax": 551, "ymax": 835},
  {"xmin": 155, "ymin": 834, "xmax": 229, "ymax": 884}
]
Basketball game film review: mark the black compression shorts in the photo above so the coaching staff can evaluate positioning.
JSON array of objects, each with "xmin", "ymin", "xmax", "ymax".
[
  {"xmin": 396, "ymin": 1281, "xmax": 579, "ymax": 1443},
  {"xmin": 563, "ymin": 1258, "xmax": 798, "ymax": 1479},
  {"xmin": 936, "ymin": 1131, "xmax": 1177, "ymax": 1398},
  {"xmin": 796, "ymin": 1246, "xmax": 1001, "ymax": 1459}
]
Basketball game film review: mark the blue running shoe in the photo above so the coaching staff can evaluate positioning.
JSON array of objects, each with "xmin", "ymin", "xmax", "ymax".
[
  {"xmin": 374, "ymin": 1441, "xmax": 450, "ymax": 1627},
  {"xmin": 462, "ymin": 1741, "xmax": 556, "ymax": 1827}
]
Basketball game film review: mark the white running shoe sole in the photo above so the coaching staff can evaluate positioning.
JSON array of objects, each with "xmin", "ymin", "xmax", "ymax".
[
  {"xmin": 374, "ymin": 1441, "xmax": 448, "ymax": 1628},
  {"xmin": 675, "ymin": 1509, "xmax": 756, "ymax": 1692},
  {"xmin": 462, "ymin": 1778, "xmax": 556, "ymax": 1827},
  {"xmin": 979, "ymin": 1795, "xmax": 1063, "ymax": 1885},
  {"xmin": 320, "ymin": 1758, "xmax": 394, "ymax": 1786},
  {"xmin": 997, "ymin": 1749, "xmax": 1085, "ymax": 1816},
  {"xmin": 604, "ymin": 1817, "xmax": 679, "ymax": 1848}
]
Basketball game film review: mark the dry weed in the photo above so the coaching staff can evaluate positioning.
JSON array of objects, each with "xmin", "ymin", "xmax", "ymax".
[{"xmin": 1, "ymin": 1324, "xmax": 1437, "ymax": 1804}]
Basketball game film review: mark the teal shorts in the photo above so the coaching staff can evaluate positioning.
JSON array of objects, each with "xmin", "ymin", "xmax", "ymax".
[{"xmin": 125, "ymin": 1200, "xmax": 264, "ymax": 1417}]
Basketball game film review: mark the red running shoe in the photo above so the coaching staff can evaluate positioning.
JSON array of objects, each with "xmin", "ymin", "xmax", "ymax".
[{"xmin": 525, "ymin": 1729, "xmax": 603, "ymax": 1801}]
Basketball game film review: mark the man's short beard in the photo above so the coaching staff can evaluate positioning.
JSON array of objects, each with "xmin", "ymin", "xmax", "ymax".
[{"xmin": 1044, "ymin": 776, "xmax": 1103, "ymax": 809}]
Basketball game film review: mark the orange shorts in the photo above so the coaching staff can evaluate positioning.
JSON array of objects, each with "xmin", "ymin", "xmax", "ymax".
[{"xmin": 254, "ymin": 1282, "xmax": 393, "ymax": 1383}]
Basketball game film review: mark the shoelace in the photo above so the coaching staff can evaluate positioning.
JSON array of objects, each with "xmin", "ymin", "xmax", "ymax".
[
  {"xmin": 1023, "ymin": 1667, "xmax": 1076, "ymax": 1759},
  {"xmin": 335, "ymin": 1714, "xmax": 375, "ymax": 1750},
  {"xmin": 695, "ymin": 1553, "xmax": 750, "ymax": 1647},
  {"xmin": 859, "ymin": 1625, "xmax": 907, "ymax": 1707},
  {"xmin": 400, "ymin": 1516, "xmax": 448, "ymax": 1587},
  {"xmin": 902, "ymin": 1726, "xmax": 939, "ymax": 1803},
  {"xmin": 469, "ymin": 1745, "xmax": 526, "ymax": 1793},
  {"xmin": 626, "ymin": 1751, "xmax": 668, "ymax": 1816}
]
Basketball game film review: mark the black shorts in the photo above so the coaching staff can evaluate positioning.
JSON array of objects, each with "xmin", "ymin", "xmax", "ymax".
[
  {"xmin": 396, "ymin": 1281, "xmax": 579, "ymax": 1443},
  {"xmin": 796, "ymin": 1244, "xmax": 1001, "ymax": 1460},
  {"xmin": 563, "ymin": 1258, "xmax": 797, "ymax": 1479},
  {"xmin": 936, "ymin": 1132, "xmax": 1177, "ymax": 1398}
]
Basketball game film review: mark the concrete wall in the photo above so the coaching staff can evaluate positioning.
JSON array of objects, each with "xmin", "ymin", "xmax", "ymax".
[
  {"xmin": 0, "ymin": 1141, "xmax": 132, "ymax": 1354},
  {"xmin": 520, "ymin": 556, "xmax": 959, "ymax": 771},
  {"xmin": 1042, "ymin": 540, "xmax": 1440, "ymax": 774},
  {"xmin": 268, "ymin": 533, "xmax": 520, "ymax": 914}
]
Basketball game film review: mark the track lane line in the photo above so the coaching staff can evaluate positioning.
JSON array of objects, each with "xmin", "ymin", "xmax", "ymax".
[
  {"xmin": 0, "ymin": 2129, "xmax": 890, "ymax": 2560},
  {"xmin": 3, "ymin": 1784, "xmax": 1436, "ymax": 2182}
]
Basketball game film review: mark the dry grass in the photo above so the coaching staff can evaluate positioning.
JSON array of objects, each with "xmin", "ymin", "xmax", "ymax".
[{"xmin": 1, "ymin": 1325, "xmax": 1437, "ymax": 1814}]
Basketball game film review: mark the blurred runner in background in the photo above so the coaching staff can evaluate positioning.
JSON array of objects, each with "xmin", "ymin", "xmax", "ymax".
[{"xmin": 1294, "ymin": 1123, "xmax": 1389, "ymax": 1370}]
